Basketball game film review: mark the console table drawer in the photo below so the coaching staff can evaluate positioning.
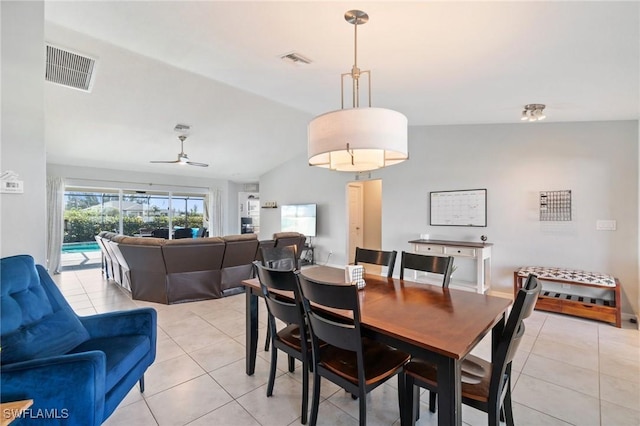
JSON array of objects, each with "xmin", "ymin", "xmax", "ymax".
[
  {"xmin": 415, "ymin": 244, "xmax": 443, "ymax": 254},
  {"xmin": 410, "ymin": 239, "xmax": 492, "ymax": 294},
  {"xmin": 444, "ymin": 246, "xmax": 476, "ymax": 257}
]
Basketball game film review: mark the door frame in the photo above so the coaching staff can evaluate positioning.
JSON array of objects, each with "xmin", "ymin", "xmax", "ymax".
[{"xmin": 346, "ymin": 179, "xmax": 382, "ymax": 264}]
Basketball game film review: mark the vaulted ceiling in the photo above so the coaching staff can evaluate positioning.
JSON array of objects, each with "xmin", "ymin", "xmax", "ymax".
[{"xmin": 43, "ymin": 1, "xmax": 639, "ymax": 182}]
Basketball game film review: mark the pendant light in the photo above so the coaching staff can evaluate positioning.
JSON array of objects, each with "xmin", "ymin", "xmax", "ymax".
[{"xmin": 308, "ymin": 10, "xmax": 408, "ymax": 172}]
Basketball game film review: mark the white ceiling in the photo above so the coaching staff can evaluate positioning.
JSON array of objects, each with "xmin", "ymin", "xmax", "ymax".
[{"xmin": 43, "ymin": 1, "xmax": 639, "ymax": 182}]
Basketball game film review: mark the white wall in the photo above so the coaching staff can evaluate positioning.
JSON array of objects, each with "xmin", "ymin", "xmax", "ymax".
[
  {"xmin": 1, "ymin": 1, "xmax": 47, "ymax": 263},
  {"xmin": 260, "ymin": 120, "xmax": 639, "ymax": 316},
  {"xmin": 260, "ymin": 158, "xmax": 350, "ymax": 265}
]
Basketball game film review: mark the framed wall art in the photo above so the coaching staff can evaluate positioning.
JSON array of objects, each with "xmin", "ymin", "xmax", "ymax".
[{"xmin": 430, "ymin": 189, "xmax": 487, "ymax": 227}]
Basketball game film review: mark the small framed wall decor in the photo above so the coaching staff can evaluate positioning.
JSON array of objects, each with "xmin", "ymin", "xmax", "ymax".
[
  {"xmin": 430, "ymin": 189, "xmax": 487, "ymax": 227},
  {"xmin": 539, "ymin": 190, "xmax": 571, "ymax": 221}
]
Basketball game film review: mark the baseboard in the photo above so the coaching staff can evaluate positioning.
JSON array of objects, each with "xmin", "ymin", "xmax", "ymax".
[{"xmin": 622, "ymin": 312, "xmax": 638, "ymax": 325}]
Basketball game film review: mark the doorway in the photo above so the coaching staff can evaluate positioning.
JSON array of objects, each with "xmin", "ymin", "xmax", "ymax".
[
  {"xmin": 238, "ymin": 192, "xmax": 260, "ymax": 236},
  {"xmin": 346, "ymin": 179, "xmax": 382, "ymax": 264}
]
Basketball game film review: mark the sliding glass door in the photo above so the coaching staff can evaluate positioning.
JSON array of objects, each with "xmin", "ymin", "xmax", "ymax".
[
  {"xmin": 120, "ymin": 190, "xmax": 170, "ymax": 236},
  {"xmin": 64, "ymin": 189, "xmax": 120, "ymax": 243},
  {"xmin": 64, "ymin": 187, "xmax": 207, "ymax": 239}
]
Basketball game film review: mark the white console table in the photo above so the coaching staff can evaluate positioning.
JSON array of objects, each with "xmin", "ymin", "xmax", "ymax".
[{"xmin": 408, "ymin": 239, "xmax": 493, "ymax": 293}]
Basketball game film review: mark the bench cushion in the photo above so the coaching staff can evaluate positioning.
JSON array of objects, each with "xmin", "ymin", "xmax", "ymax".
[{"xmin": 516, "ymin": 266, "xmax": 616, "ymax": 287}]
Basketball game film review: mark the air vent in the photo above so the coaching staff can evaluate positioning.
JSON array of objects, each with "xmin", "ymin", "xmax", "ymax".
[
  {"xmin": 280, "ymin": 52, "xmax": 312, "ymax": 65},
  {"xmin": 45, "ymin": 44, "xmax": 97, "ymax": 92}
]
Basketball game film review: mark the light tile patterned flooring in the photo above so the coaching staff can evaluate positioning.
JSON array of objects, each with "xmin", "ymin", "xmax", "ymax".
[{"xmin": 53, "ymin": 268, "xmax": 640, "ymax": 426}]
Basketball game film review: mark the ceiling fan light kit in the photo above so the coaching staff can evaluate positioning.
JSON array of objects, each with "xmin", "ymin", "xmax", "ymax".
[
  {"xmin": 150, "ymin": 125, "xmax": 209, "ymax": 167},
  {"xmin": 307, "ymin": 10, "xmax": 408, "ymax": 172}
]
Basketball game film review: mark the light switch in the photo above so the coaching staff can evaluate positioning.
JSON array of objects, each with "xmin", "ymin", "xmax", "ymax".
[{"xmin": 596, "ymin": 220, "xmax": 616, "ymax": 231}]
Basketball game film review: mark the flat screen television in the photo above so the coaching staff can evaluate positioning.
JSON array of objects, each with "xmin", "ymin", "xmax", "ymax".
[{"xmin": 281, "ymin": 204, "xmax": 317, "ymax": 237}]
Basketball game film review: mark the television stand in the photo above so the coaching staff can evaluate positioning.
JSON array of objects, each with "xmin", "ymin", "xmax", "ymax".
[{"xmin": 300, "ymin": 244, "xmax": 314, "ymax": 266}]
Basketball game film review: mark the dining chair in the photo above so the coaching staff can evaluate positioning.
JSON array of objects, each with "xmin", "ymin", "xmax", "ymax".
[
  {"xmin": 399, "ymin": 251, "xmax": 455, "ymax": 287},
  {"xmin": 273, "ymin": 232, "xmax": 307, "ymax": 269},
  {"xmin": 403, "ymin": 273, "xmax": 541, "ymax": 426},
  {"xmin": 260, "ymin": 245, "xmax": 298, "ymax": 351},
  {"xmin": 253, "ymin": 261, "xmax": 312, "ymax": 424},
  {"xmin": 297, "ymin": 273, "xmax": 411, "ymax": 426},
  {"xmin": 354, "ymin": 247, "xmax": 397, "ymax": 278},
  {"xmin": 261, "ymin": 245, "xmax": 298, "ymax": 271}
]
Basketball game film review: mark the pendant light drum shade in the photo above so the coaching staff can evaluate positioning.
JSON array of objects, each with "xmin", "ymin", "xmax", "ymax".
[
  {"xmin": 307, "ymin": 10, "xmax": 409, "ymax": 173},
  {"xmin": 308, "ymin": 107, "xmax": 408, "ymax": 172}
]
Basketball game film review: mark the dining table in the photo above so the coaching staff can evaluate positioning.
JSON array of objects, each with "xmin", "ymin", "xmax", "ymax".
[{"xmin": 242, "ymin": 265, "xmax": 512, "ymax": 426}]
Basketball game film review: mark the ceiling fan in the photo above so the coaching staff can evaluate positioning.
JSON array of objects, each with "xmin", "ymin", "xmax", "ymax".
[{"xmin": 150, "ymin": 133, "xmax": 209, "ymax": 167}]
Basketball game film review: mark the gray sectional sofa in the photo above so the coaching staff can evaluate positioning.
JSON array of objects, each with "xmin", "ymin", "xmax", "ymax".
[{"xmin": 95, "ymin": 231, "xmax": 305, "ymax": 304}]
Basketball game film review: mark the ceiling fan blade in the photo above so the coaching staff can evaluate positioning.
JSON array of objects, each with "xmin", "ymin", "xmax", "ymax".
[
  {"xmin": 151, "ymin": 131, "xmax": 207, "ymax": 167},
  {"xmin": 187, "ymin": 161, "xmax": 209, "ymax": 167},
  {"xmin": 150, "ymin": 160, "xmax": 180, "ymax": 164}
]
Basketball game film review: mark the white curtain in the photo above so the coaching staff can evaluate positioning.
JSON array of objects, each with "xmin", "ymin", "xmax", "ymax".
[
  {"xmin": 46, "ymin": 176, "xmax": 65, "ymax": 274},
  {"xmin": 203, "ymin": 193, "xmax": 210, "ymax": 229},
  {"xmin": 207, "ymin": 188, "xmax": 223, "ymax": 237}
]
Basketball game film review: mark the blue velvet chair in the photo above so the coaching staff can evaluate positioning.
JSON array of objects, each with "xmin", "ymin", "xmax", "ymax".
[{"xmin": 0, "ymin": 255, "xmax": 157, "ymax": 425}]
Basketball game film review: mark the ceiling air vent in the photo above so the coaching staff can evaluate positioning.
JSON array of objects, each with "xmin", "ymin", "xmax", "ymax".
[
  {"xmin": 45, "ymin": 44, "xmax": 97, "ymax": 92},
  {"xmin": 280, "ymin": 51, "xmax": 312, "ymax": 65}
]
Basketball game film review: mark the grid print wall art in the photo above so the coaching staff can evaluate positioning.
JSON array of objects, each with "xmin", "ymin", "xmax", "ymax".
[{"xmin": 539, "ymin": 190, "xmax": 572, "ymax": 221}]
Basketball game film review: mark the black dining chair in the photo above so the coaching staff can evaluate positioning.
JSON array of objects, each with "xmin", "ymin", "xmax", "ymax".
[
  {"xmin": 403, "ymin": 273, "xmax": 541, "ymax": 426},
  {"xmin": 297, "ymin": 273, "xmax": 410, "ymax": 426},
  {"xmin": 261, "ymin": 245, "xmax": 298, "ymax": 271},
  {"xmin": 399, "ymin": 251, "xmax": 454, "ymax": 287},
  {"xmin": 253, "ymin": 261, "xmax": 312, "ymax": 424},
  {"xmin": 273, "ymin": 232, "xmax": 306, "ymax": 269},
  {"xmin": 260, "ymin": 245, "xmax": 298, "ymax": 352},
  {"xmin": 354, "ymin": 247, "xmax": 397, "ymax": 278}
]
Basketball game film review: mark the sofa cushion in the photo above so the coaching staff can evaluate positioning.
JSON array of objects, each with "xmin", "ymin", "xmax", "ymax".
[
  {"xmin": 119, "ymin": 236, "xmax": 167, "ymax": 246},
  {"xmin": 69, "ymin": 335, "xmax": 150, "ymax": 392},
  {"xmin": 164, "ymin": 237, "xmax": 225, "ymax": 246},
  {"xmin": 222, "ymin": 234, "xmax": 258, "ymax": 242},
  {"xmin": 0, "ymin": 255, "xmax": 90, "ymax": 365},
  {"xmin": 221, "ymin": 239, "xmax": 259, "ymax": 268},
  {"xmin": 163, "ymin": 239, "xmax": 226, "ymax": 272},
  {"xmin": 273, "ymin": 232, "xmax": 303, "ymax": 239}
]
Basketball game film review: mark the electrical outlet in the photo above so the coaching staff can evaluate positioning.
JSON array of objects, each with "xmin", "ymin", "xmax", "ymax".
[{"xmin": 325, "ymin": 250, "xmax": 333, "ymax": 265}]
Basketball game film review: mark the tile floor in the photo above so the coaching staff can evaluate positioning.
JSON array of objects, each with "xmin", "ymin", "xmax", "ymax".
[{"xmin": 53, "ymin": 268, "xmax": 640, "ymax": 426}]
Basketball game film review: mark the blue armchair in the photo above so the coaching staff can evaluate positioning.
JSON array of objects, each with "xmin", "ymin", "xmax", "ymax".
[{"xmin": 0, "ymin": 255, "xmax": 157, "ymax": 425}]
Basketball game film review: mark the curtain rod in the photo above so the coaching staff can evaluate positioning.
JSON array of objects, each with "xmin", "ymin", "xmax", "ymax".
[{"xmin": 63, "ymin": 177, "xmax": 216, "ymax": 193}]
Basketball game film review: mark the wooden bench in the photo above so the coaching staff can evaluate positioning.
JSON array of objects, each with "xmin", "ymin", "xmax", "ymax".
[{"xmin": 514, "ymin": 266, "xmax": 621, "ymax": 327}]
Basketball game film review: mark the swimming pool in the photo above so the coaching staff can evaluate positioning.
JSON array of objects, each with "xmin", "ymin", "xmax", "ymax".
[{"xmin": 62, "ymin": 242, "xmax": 100, "ymax": 253}]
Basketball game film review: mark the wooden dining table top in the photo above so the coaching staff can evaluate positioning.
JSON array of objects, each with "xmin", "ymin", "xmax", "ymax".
[{"xmin": 244, "ymin": 265, "xmax": 512, "ymax": 360}]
